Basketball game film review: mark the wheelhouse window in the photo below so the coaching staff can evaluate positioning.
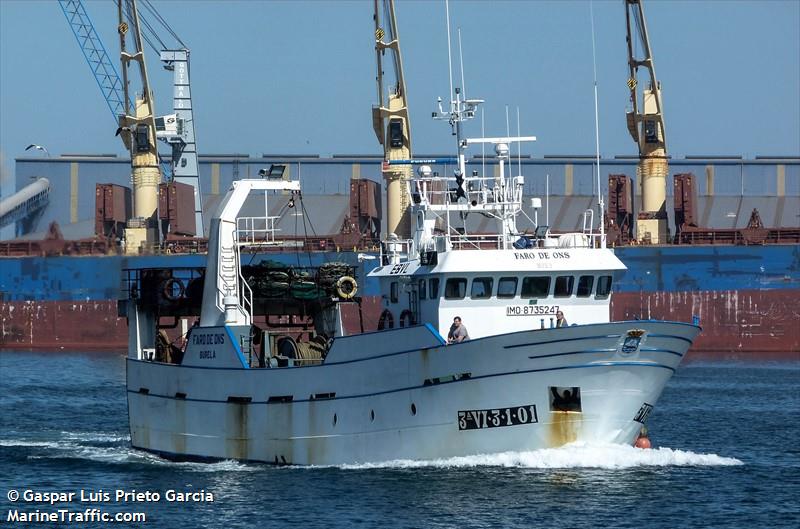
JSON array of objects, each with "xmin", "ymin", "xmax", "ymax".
[
  {"xmin": 390, "ymin": 282, "xmax": 399, "ymax": 303},
  {"xmin": 418, "ymin": 279, "xmax": 427, "ymax": 300},
  {"xmin": 471, "ymin": 277, "xmax": 493, "ymax": 299},
  {"xmin": 429, "ymin": 278, "xmax": 440, "ymax": 299},
  {"xmin": 521, "ymin": 276, "xmax": 550, "ymax": 298},
  {"xmin": 554, "ymin": 276, "xmax": 574, "ymax": 298},
  {"xmin": 596, "ymin": 275, "xmax": 613, "ymax": 299},
  {"xmin": 576, "ymin": 275, "xmax": 594, "ymax": 298},
  {"xmin": 444, "ymin": 278, "xmax": 467, "ymax": 299},
  {"xmin": 497, "ymin": 277, "xmax": 518, "ymax": 299}
]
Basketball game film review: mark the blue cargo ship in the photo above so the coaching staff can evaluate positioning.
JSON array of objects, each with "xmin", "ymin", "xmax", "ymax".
[{"xmin": 1, "ymin": 154, "xmax": 798, "ymax": 355}]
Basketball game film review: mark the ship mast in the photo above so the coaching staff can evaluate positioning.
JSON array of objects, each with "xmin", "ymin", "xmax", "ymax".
[
  {"xmin": 117, "ymin": 0, "xmax": 161, "ymax": 253},
  {"xmin": 372, "ymin": 0, "xmax": 413, "ymax": 239},
  {"xmin": 625, "ymin": 0, "xmax": 668, "ymax": 244}
]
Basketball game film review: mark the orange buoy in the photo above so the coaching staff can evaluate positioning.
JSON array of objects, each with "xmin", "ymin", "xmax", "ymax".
[
  {"xmin": 634, "ymin": 425, "xmax": 651, "ymax": 449},
  {"xmin": 633, "ymin": 425, "xmax": 651, "ymax": 450}
]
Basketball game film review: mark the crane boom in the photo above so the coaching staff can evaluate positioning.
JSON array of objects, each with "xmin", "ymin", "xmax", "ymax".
[
  {"xmin": 117, "ymin": 0, "xmax": 161, "ymax": 253},
  {"xmin": 372, "ymin": 0, "xmax": 413, "ymax": 238},
  {"xmin": 58, "ymin": 0, "xmax": 129, "ymax": 121},
  {"xmin": 625, "ymin": 0, "xmax": 669, "ymax": 244}
]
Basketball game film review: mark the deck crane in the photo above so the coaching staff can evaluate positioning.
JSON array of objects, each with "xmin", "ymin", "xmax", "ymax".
[
  {"xmin": 59, "ymin": 0, "xmax": 129, "ymax": 118},
  {"xmin": 59, "ymin": 0, "xmax": 204, "ymax": 239},
  {"xmin": 624, "ymin": 0, "xmax": 669, "ymax": 244},
  {"xmin": 372, "ymin": 0, "xmax": 413, "ymax": 238},
  {"xmin": 116, "ymin": 0, "xmax": 161, "ymax": 253}
]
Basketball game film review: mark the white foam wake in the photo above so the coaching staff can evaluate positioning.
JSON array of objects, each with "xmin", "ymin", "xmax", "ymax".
[
  {"xmin": 60, "ymin": 431, "xmax": 130, "ymax": 443},
  {"xmin": 0, "ymin": 439, "xmax": 65, "ymax": 449},
  {"xmin": 4, "ymin": 436, "xmax": 742, "ymax": 470},
  {"xmin": 336, "ymin": 442, "xmax": 743, "ymax": 470},
  {"xmin": 2, "ymin": 434, "xmax": 258, "ymax": 472}
]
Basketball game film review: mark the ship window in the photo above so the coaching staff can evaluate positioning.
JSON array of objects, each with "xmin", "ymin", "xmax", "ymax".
[
  {"xmin": 390, "ymin": 282, "xmax": 399, "ymax": 303},
  {"xmin": 471, "ymin": 277, "xmax": 493, "ymax": 299},
  {"xmin": 497, "ymin": 277, "xmax": 518, "ymax": 298},
  {"xmin": 429, "ymin": 278, "xmax": 440, "ymax": 299},
  {"xmin": 577, "ymin": 275, "xmax": 594, "ymax": 297},
  {"xmin": 418, "ymin": 279, "xmax": 427, "ymax": 300},
  {"xmin": 521, "ymin": 276, "xmax": 550, "ymax": 298},
  {"xmin": 554, "ymin": 276, "xmax": 575, "ymax": 298},
  {"xmin": 596, "ymin": 275, "xmax": 613, "ymax": 299},
  {"xmin": 389, "ymin": 118, "xmax": 404, "ymax": 147},
  {"xmin": 444, "ymin": 278, "xmax": 467, "ymax": 299}
]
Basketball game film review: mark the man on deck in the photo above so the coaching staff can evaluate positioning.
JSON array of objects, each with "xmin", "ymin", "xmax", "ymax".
[{"xmin": 447, "ymin": 316, "xmax": 470, "ymax": 343}]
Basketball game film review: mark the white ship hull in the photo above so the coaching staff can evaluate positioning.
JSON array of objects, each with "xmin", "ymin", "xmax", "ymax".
[{"xmin": 127, "ymin": 321, "xmax": 699, "ymax": 465}]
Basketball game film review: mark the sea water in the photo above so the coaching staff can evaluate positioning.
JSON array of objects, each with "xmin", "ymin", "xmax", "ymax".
[{"xmin": 1, "ymin": 351, "xmax": 797, "ymax": 528}]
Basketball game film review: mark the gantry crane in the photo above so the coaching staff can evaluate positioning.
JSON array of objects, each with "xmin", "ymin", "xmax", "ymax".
[
  {"xmin": 625, "ymin": 0, "xmax": 668, "ymax": 244},
  {"xmin": 372, "ymin": 0, "xmax": 413, "ymax": 239}
]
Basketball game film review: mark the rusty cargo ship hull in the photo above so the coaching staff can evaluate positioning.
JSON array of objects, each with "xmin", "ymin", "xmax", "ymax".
[{"xmin": 3, "ymin": 154, "xmax": 798, "ymax": 356}]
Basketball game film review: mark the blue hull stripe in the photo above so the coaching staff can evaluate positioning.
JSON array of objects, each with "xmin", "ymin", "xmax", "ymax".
[
  {"xmin": 129, "ymin": 322, "xmax": 693, "ymax": 371},
  {"xmin": 507, "ymin": 332, "xmax": 692, "ymax": 350},
  {"xmin": 128, "ymin": 359, "xmax": 674, "ymax": 406},
  {"xmin": 645, "ymin": 333, "xmax": 693, "ymax": 344},
  {"xmin": 224, "ymin": 325, "xmax": 250, "ymax": 369},
  {"xmin": 528, "ymin": 347, "xmax": 683, "ymax": 360},
  {"xmin": 505, "ymin": 335, "xmax": 621, "ymax": 350},
  {"xmin": 639, "ymin": 346, "xmax": 684, "ymax": 357}
]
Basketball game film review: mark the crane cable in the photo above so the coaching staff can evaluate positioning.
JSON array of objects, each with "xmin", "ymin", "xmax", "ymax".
[
  {"xmin": 120, "ymin": 0, "xmax": 159, "ymax": 55},
  {"xmin": 141, "ymin": 0, "xmax": 185, "ymax": 48},
  {"xmin": 117, "ymin": 0, "xmax": 185, "ymax": 56}
]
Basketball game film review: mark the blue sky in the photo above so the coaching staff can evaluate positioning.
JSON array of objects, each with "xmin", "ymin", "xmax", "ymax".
[{"xmin": 1, "ymin": 0, "xmax": 799, "ymax": 193}]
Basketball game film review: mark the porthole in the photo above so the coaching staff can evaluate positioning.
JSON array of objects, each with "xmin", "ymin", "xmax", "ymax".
[
  {"xmin": 410, "ymin": 403, "xmax": 417, "ymax": 416},
  {"xmin": 332, "ymin": 413, "xmax": 338, "ymax": 427},
  {"xmin": 370, "ymin": 410, "xmax": 375, "ymax": 422}
]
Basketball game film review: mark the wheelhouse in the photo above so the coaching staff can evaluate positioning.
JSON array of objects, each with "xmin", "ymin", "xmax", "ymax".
[{"xmin": 370, "ymin": 244, "xmax": 625, "ymax": 340}]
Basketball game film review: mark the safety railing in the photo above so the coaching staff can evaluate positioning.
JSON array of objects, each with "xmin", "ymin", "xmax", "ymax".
[
  {"xmin": 236, "ymin": 243, "xmax": 253, "ymax": 324},
  {"xmin": 409, "ymin": 176, "xmax": 523, "ymax": 208},
  {"xmin": 447, "ymin": 233, "xmax": 506, "ymax": 250},
  {"xmin": 236, "ymin": 216, "xmax": 282, "ymax": 246}
]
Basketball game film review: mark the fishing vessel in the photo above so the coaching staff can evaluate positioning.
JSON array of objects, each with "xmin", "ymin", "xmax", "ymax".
[{"xmin": 123, "ymin": 84, "xmax": 700, "ymax": 464}]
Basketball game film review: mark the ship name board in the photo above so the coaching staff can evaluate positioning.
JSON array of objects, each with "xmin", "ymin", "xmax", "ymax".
[
  {"xmin": 192, "ymin": 333, "xmax": 225, "ymax": 345},
  {"xmin": 513, "ymin": 251, "xmax": 571, "ymax": 260}
]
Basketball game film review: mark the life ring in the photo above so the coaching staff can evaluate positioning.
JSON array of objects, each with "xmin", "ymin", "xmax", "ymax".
[
  {"xmin": 378, "ymin": 309, "xmax": 394, "ymax": 330},
  {"xmin": 162, "ymin": 277, "xmax": 185, "ymax": 301},
  {"xmin": 399, "ymin": 309, "xmax": 415, "ymax": 328},
  {"xmin": 336, "ymin": 275, "xmax": 358, "ymax": 299}
]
